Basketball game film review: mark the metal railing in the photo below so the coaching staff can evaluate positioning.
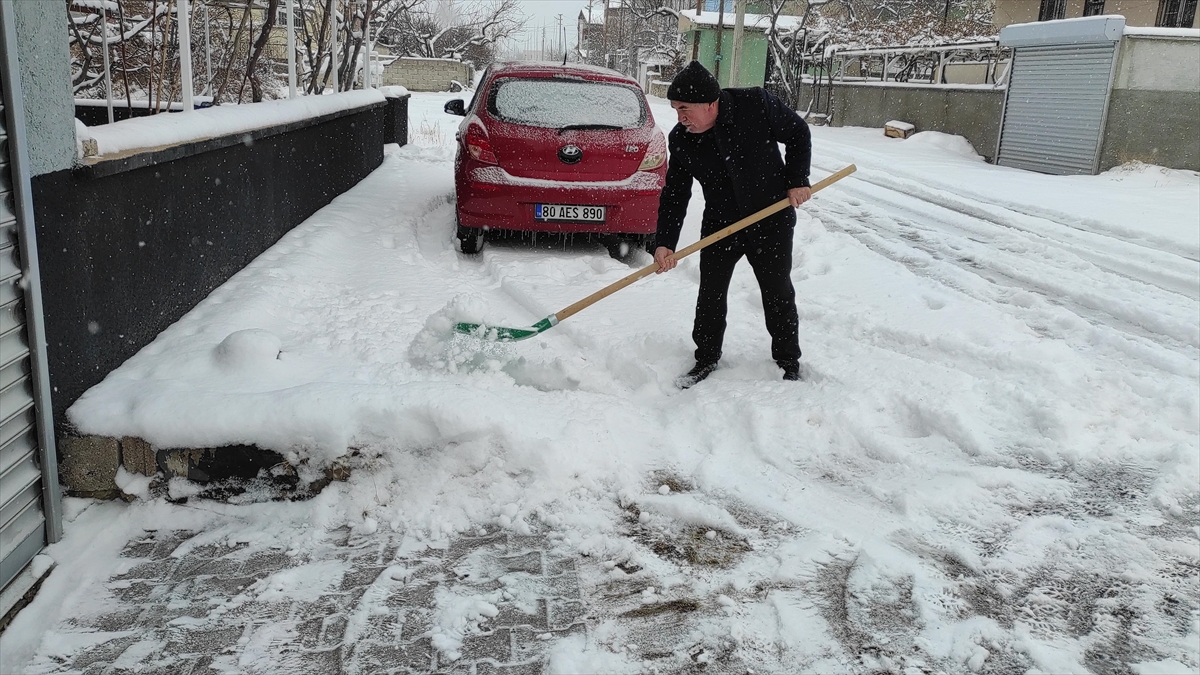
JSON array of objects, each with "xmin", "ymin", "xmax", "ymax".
[
  {"xmin": 829, "ymin": 40, "xmax": 1011, "ymax": 87},
  {"xmin": 768, "ymin": 38, "xmax": 1011, "ymax": 123}
]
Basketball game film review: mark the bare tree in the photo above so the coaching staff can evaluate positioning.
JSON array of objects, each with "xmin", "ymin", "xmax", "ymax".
[
  {"xmin": 372, "ymin": 0, "xmax": 525, "ymax": 69},
  {"xmin": 243, "ymin": 0, "xmax": 281, "ymax": 101},
  {"xmin": 764, "ymin": 0, "xmax": 995, "ymax": 106},
  {"xmin": 68, "ymin": 0, "xmax": 287, "ymax": 109},
  {"xmin": 582, "ymin": 0, "xmax": 688, "ymax": 80}
]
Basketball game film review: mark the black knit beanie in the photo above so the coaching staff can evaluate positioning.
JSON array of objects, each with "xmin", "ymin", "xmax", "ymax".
[{"xmin": 667, "ymin": 61, "xmax": 721, "ymax": 103}]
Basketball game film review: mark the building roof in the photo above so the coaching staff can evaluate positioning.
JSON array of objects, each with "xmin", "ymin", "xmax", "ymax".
[
  {"xmin": 678, "ymin": 9, "xmax": 803, "ymax": 33},
  {"xmin": 578, "ymin": 8, "xmax": 605, "ymax": 25}
]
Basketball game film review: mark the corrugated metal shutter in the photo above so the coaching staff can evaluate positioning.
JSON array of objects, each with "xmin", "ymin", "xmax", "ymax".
[
  {"xmin": 0, "ymin": 68, "xmax": 47, "ymax": 593},
  {"xmin": 996, "ymin": 42, "xmax": 1118, "ymax": 175},
  {"xmin": 0, "ymin": 72, "xmax": 51, "ymax": 596},
  {"xmin": 0, "ymin": 0, "xmax": 61, "ymax": 603}
]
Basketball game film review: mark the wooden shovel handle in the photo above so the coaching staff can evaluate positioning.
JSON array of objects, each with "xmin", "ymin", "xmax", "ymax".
[{"xmin": 553, "ymin": 164, "xmax": 857, "ymax": 324}]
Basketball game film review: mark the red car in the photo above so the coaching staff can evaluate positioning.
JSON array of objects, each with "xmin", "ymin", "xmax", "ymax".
[{"xmin": 444, "ymin": 62, "xmax": 667, "ymax": 257}]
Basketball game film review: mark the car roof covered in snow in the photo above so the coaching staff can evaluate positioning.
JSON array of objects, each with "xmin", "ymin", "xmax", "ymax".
[{"xmin": 487, "ymin": 61, "xmax": 638, "ymax": 86}]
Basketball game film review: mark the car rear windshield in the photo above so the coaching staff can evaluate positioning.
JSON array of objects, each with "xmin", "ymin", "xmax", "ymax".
[{"xmin": 488, "ymin": 77, "xmax": 646, "ymax": 129}]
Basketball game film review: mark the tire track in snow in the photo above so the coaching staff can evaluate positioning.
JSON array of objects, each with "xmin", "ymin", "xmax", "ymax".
[
  {"xmin": 807, "ymin": 177, "xmax": 1199, "ymax": 378},
  {"xmin": 813, "ymin": 161, "xmax": 1200, "ymax": 299},
  {"xmin": 813, "ymin": 147, "xmax": 1200, "ymax": 266}
]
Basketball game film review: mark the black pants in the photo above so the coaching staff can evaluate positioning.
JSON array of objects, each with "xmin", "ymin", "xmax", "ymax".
[{"xmin": 693, "ymin": 220, "xmax": 800, "ymax": 366}]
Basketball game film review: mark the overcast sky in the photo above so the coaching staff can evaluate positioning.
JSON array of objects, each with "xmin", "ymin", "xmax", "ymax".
[
  {"xmin": 508, "ymin": 0, "xmax": 595, "ymax": 52},
  {"xmin": 519, "ymin": 0, "xmax": 594, "ymax": 25}
]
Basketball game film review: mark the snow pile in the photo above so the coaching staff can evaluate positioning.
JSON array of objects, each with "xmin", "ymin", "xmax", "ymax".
[
  {"xmin": 74, "ymin": 118, "xmax": 96, "ymax": 160},
  {"xmin": 631, "ymin": 491, "xmax": 756, "ymax": 539},
  {"xmin": 213, "ymin": 329, "xmax": 282, "ymax": 372},
  {"xmin": 255, "ymin": 560, "xmax": 345, "ymax": 603},
  {"xmin": 379, "ymin": 85, "xmax": 409, "ymax": 98},
  {"xmin": 903, "ymin": 130, "xmax": 983, "ymax": 160},
  {"xmin": 407, "ymin": 294, "xmax": 515, "ymax": 373},
  {"xmin": 429, "ymin": 588, "xmax": 500, "ymax": 661}
]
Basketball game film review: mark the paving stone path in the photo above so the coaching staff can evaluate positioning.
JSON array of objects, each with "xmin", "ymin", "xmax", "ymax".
[{"xmin": 23, "ymin": 523, "xmax": 747, "ymax": 675}]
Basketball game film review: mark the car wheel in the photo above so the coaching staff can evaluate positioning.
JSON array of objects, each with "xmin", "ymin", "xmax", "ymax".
[{"xmin": 458, "ymin": 223, "xmax": 485, "ymax": 255}]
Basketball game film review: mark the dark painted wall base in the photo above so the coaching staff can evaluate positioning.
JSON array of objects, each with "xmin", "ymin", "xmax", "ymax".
[
  {"xmin": 384, "ymin": 94, "xmax": 409, "ymax": 146},
  {"xmin": 33, "ymin": 102, "xmax": 389, "ymax": 438}
]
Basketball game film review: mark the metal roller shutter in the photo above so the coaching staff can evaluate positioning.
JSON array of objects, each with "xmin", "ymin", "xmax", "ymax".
[
  {"xmin": 996, "ymin": 16, "xmax": 1124, "ymax": 175},
  {"xmin": 0, "ymin": 0, "xmax": 62, "ymax": 604}
]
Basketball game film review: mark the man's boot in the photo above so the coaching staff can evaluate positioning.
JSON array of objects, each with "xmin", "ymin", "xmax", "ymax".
[
  {"xmin": 779, "ymin": 360, "xmax": 801, "ymax": 381},
  {"xmin": 675, "ymin": 361, "xmax": 717, "ymax": 389}
]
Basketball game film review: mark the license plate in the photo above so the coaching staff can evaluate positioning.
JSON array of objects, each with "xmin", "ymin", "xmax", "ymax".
[{"xmin": 535, "ymin": 204, "xmax": 606, "ymax": 222}]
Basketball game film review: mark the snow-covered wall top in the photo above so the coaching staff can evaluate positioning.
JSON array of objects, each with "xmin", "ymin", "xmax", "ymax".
[
  {"xmin": 79, "ymin": 90, "xmax": 387, "ymax": 160},
  {"xmin": 1123, "ymin": 26, "xmax": 1200, "ymax": 38}
]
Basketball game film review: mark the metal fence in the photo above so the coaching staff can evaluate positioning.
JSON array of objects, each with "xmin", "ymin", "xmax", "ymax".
[{"xmin": 768, "ymin": 39, "xmax": 1011, "ymax": 121}]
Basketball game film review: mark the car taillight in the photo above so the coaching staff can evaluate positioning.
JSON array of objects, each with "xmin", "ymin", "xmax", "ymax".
[
  {"xmin": 465, "ymin": 124, "xmax": 498, "ymax": 165},
  {"xmin": 638, "ymin": 132, "xmax": 667, "ymax": 170}
]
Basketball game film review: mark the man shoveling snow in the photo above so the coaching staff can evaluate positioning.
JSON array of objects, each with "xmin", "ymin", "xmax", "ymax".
[{"xmin": 651, "ymin": 61, "xmax": 814, "ymax": 388}]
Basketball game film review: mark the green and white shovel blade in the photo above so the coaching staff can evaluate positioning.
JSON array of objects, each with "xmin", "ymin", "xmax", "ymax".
[{"xmin": 454, "ymin": 315, "xmax": 558, "ymax": 342}]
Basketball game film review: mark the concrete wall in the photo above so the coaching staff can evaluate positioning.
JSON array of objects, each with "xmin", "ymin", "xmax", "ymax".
[
  {"xmin": 813, "ymin": 82, "xmax": 1006, "ymax": 161},
  {"xmin": 1113, "ymin": 33, "xmax": 1200, "ymax": 90},
  {"xmin": 381, "ymin": 57, "xmax": 471, "ymax": 92},
  {"xmin": 995, "ymin": 1, "xmax": 1197, "ymax": 28},
  {"xmin": 12, "ymin": 0, "xmax": 75, "ymax": 176},
  {"xmin": 1100, "ymin": 34, "xmax": 1200, "ymax": 170},
  {"xmin": 994, "ymin": 0, "xmax": 1039, "ymax": 28},
  {"xmin": 31, "ymin": 102, "xmax": 390, "ymax": 437}
]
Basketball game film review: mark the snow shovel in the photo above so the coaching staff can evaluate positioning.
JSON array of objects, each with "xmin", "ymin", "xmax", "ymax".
[{"xmin": 455, "ymin": 164, "xmax": 857, "ymax": 342}]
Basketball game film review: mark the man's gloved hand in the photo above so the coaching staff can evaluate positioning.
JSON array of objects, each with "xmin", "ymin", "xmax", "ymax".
[{"xmin": 654, "ymin": 246, "xmax": 677, "ymax": 274}]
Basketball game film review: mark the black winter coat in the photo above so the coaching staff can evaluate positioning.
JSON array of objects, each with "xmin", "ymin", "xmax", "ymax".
[{"xmin": 654, "ymin": 87, "xmax": 811, "ymax": 251}]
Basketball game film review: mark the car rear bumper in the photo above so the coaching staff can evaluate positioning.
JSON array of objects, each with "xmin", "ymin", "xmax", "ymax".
[{"xmin": 456, "ymin": 167, "xmax": 663, "ymax": 235}]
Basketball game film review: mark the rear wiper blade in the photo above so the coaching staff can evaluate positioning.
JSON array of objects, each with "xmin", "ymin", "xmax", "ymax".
[{"xmin": 558, "ymin": 124, "xmax": 622, "ymax": 134}]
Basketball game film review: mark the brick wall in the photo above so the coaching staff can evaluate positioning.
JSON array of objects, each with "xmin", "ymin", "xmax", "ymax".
[{"xmin": 381, "ymin": 57, "xmax": 471, "ymax": 92}]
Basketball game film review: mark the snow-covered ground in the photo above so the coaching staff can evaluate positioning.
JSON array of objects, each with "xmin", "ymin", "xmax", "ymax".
[{"xmin": 3, "ymin": 91, "xmax": 1197, "ymax": 674}]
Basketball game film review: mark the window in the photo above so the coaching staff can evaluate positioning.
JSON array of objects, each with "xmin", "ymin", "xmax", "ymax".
[
  {"xmin": 1038, "ymin": 0, "xmax": 1066, "ymax": 21},
  {"xmin": 489, "ymin": 78, "xmax": 646, "ymax": 129},
  {"xmin": 275, "ymin": 8, "xmax": 303, "ymax": 29},
  {"xmin": 1157, "ymin": 0, "xmax": 1198, "ymax": 27},
  {"xmin": 1083, "ymin": 0, "xmax": 1105, "ymax": 16}
]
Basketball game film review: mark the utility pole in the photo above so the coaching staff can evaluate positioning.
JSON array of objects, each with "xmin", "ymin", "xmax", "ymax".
[
  {"xmin": 692, "ymin": 0, "xmax": 702, "ymax": 60},
  {"xmin": 713, "ymin": 0, "xmax": 725, "ymax": 82},
  {"xmin": 556, "ymin": 14, "xmax": 563, "ymax": 57},
  {"xmin": 729, "ymin": 0, "xmax": 745, "ymax": 87}
]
